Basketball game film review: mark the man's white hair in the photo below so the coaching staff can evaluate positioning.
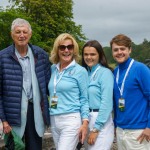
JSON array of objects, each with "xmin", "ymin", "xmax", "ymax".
[{"xmin": 11, "ymin": 18, "xmax": 32, "ymax": 33}]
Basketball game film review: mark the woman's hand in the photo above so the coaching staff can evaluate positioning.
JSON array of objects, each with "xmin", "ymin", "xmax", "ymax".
[
  {"xmin": 78, "ymin": 120, "xmax": 89, "ymax": 144},
  {"xmin": 87, "ymin": 131, "xmax": 99, "ymax": 145}
]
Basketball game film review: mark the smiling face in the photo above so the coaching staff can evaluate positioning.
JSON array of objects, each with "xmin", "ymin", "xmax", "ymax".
[
  {"xmin": 83, "ymin": 46, "xmax": 99, "ymax": 68},
  {"xmin": 58, "ymin": 39, "xmax": 74, "ymax": 67},
  {"xmin": 112, "ymin": 43, "xmax": 131, "ymax": 64},
  {"xmin": 11, "ymin": 25, "xmax": 32, "ymax": 49}
]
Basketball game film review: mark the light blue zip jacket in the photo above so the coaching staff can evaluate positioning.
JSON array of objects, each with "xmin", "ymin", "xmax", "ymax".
[
  {"xmin": 88, "ymin": 64, "xmax": 114, "ymax": 130},
  {"xmin": 48, "ymin": 60, "xmax": 89, "ymax": 120}
]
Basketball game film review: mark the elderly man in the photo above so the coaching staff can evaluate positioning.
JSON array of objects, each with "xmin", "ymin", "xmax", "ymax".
[{"xmin": 0, "ymin": 18, "xmax": 51, "ymax": 149}]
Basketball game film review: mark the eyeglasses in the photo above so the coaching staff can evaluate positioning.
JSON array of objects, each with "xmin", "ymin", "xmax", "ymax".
[{"xmin": 58, "ymin": 44, "xmax": 74, "ymax": 51}]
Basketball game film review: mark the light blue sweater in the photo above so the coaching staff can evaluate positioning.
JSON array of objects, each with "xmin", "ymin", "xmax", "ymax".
[
  {"xmin": 88, "ymin": 64, "xmax": 114, "ymax": 130},
  {"xmin": 48, "ymin": 60, "xmax": 89, "ymax": 120}
]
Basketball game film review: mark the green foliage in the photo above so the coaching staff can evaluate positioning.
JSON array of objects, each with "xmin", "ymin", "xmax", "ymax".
[
  {"xmin": 103, "ymin": 46, "xmax": 115, "ymax": 64},
  {"xmin": 0, "ymin": 9, "xmax": 29, "ymax": 50},
  {"xmin": 5, "ymin": 0, "xmax": 86, "ymax": 52},
  {"xmin": 0, "ymin": 9, "xmax": 43, "ymax": 50},
  {"xmin": 131, "ymin": 40, "xmax": 150, "ymax": 63},
  {"xmin": 0, "ymin": 11, "xmax": 12, "ymax": 49}
]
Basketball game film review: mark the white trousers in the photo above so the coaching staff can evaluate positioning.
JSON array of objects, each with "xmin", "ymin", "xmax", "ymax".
[
  {"xmin": 116, "ymin": 127, "xmax": 150, "ymax": 150},
  {"xmin": 50, "ymin": 113, "xmax": 81, "ymax": 150},
  {"xmin": 85, "ymin": 112, "xmax": 114, "ymax": 150}
]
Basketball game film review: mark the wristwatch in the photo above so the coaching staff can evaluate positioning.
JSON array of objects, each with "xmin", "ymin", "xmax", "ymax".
[{"xmin": 92, "ymin": 128, "xmax": 99, "ymax": 133}]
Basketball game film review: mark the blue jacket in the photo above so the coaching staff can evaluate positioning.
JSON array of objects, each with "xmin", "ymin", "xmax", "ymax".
[{"xmin": 0, "ymin": 44, "xmax": 51, "ymax": 126}]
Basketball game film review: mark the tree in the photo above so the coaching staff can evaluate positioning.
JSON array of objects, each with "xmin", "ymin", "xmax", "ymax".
[
  {"xmin": 131, "ymin": 39, "xmax": 150, "ymax": 63},
  {"xmin": 7, "ymin": 0, "xmax": 86, "ymax": 52},
  {"xmin": 0, "ymin": 8, "xmax": 43, "ymax": 50},
  {"xmin": 103, "ymin": 46, "xmax": 115, "ymax": 64},
  {"xmin": 0, "ymin": 11, "xmax": 13, "ymax": 50}
]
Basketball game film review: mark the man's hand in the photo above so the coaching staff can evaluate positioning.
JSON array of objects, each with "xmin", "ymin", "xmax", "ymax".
[
  {"xmin": 2, "ymin": 121, "xmax": 12, "ymax": 134},
  {"xmin": 137, "ymin": 128, "xmax": 150, "ymax": 143}
]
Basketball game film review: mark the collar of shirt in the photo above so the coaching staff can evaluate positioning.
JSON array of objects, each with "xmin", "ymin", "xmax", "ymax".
[
  {"xmin": 118, "ymin": 57, "xmax": 132, "ymax": 70},
  {"xmin": 87, "ymin": 63, "xmax": 100, "ymax": 74},
  {"xmin": 15, "ymin": 45, "xmax": 30, "ymax": 60},
  {"xmin": 56, "ymin": 59, "xmax": 76, "ymax": 72}
]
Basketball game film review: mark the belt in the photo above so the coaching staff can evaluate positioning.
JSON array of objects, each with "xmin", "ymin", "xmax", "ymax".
[{"xmin": 89, "ymin": 109, "xmax": 99, "ymax": 112}]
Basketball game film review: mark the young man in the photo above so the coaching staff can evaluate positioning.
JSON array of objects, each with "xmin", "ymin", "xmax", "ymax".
[
  {"xmin": 110, "ymin": 34, "xmax": 150, "ymax": 150},
  {"xmin": 0, "ymin": 18, "xmax": 51, "ymax": 149}
]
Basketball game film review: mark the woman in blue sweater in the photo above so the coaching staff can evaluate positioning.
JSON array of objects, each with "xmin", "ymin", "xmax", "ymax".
[
  {"xmin": 82, "ymin": 40, "xmax": 114, "ymax": 150},
  {"xmin": 48, "ymin": 33, "xmax": 89, "ymax": 150}
]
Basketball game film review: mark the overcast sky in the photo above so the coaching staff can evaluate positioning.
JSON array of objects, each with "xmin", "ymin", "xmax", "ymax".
[
  {"xmin": 1, "ymin": 0, "xmax": 150, "ymax": 46},
  {"xmin": 0, "ymin": 0, "xmax": 10, "ymax": 7},
  {"xmin": 73, "ymin": 0, "xmax": 150, "ymax": 46}
]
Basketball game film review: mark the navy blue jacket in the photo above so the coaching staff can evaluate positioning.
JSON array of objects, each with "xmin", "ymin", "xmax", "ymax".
[{"xmin": 0, "ymin": 44, "xmax": 51, "ymax": 126}]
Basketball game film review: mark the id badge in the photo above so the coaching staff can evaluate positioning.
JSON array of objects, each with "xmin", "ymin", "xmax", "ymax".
[
  {"xmin": 118, "ymin": 98, "xmax": 125, "ymax": 111},
  {"xmin": 51, "ymin": 95, "xmax": 58, "ymax": 109}
]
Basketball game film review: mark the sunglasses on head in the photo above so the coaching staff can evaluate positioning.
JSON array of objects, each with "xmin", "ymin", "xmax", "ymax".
[{"xmin": 58, "ymin": 44, "xmax": 74, "ymax": 51}]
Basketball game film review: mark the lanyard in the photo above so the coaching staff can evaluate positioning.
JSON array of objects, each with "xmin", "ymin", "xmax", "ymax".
[
  {"xmin": 53, "ymin": 69, "xmax": 65, "ymax": 95},
  {"xmin": 90, "ymin": 66, "xmax": 101, "ymax": 81},
  {"xmin": 116, "ymin": 59, "xmax": 134, "ymax": 97}
]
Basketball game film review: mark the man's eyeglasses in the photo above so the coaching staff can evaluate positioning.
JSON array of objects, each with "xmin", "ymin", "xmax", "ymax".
[{"xmin": 59, "ymin": 44, "xmax": 74, "ymax": 51}]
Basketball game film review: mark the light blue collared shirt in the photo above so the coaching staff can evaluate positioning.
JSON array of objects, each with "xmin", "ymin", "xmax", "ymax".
[{"xmin": 15, "ymin": 47, "xmax": 32, "ymax": 99}]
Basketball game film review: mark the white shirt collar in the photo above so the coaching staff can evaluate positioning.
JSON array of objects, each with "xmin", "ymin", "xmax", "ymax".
[{"xmin": 56, "ymin": 59, "xmax": 76, "ymax": 71}]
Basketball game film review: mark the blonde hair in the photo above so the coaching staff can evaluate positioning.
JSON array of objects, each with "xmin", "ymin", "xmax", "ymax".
[{"xmin": 50, "ymin": 33, "xmax": 80, "ymax": 64}]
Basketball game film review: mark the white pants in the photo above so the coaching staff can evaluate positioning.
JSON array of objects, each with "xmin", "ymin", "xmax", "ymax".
[
  {"xmin": 50, "ymin": 113, "xmax": 81, "ymax": 150},
  {"xmin": 116, "ymin": 127, "xmax": 150, "ymax": 150},
  {"xmin": 85, "ymin": 112, "xmax": 114, "ymax": 150}
]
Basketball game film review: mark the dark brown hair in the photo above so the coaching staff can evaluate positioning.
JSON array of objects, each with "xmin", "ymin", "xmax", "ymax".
[{"xmin": 82, "ymin": 40, "xmax": 112, "ymax": 71}]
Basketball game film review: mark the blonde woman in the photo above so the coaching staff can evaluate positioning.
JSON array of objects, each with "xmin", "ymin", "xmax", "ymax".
[{"xmin": 49, "ymin": 33, "xmax": 89, "ymax": 150}]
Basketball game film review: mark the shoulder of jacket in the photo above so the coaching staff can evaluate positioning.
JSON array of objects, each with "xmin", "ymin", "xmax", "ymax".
[
  {"xmin": 0, "ymin": 45, "xmax": 14, "ymax": 56},
  {"xmin": 31, "ymin": 44, "xmax": 48, "ymax": 56}
]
